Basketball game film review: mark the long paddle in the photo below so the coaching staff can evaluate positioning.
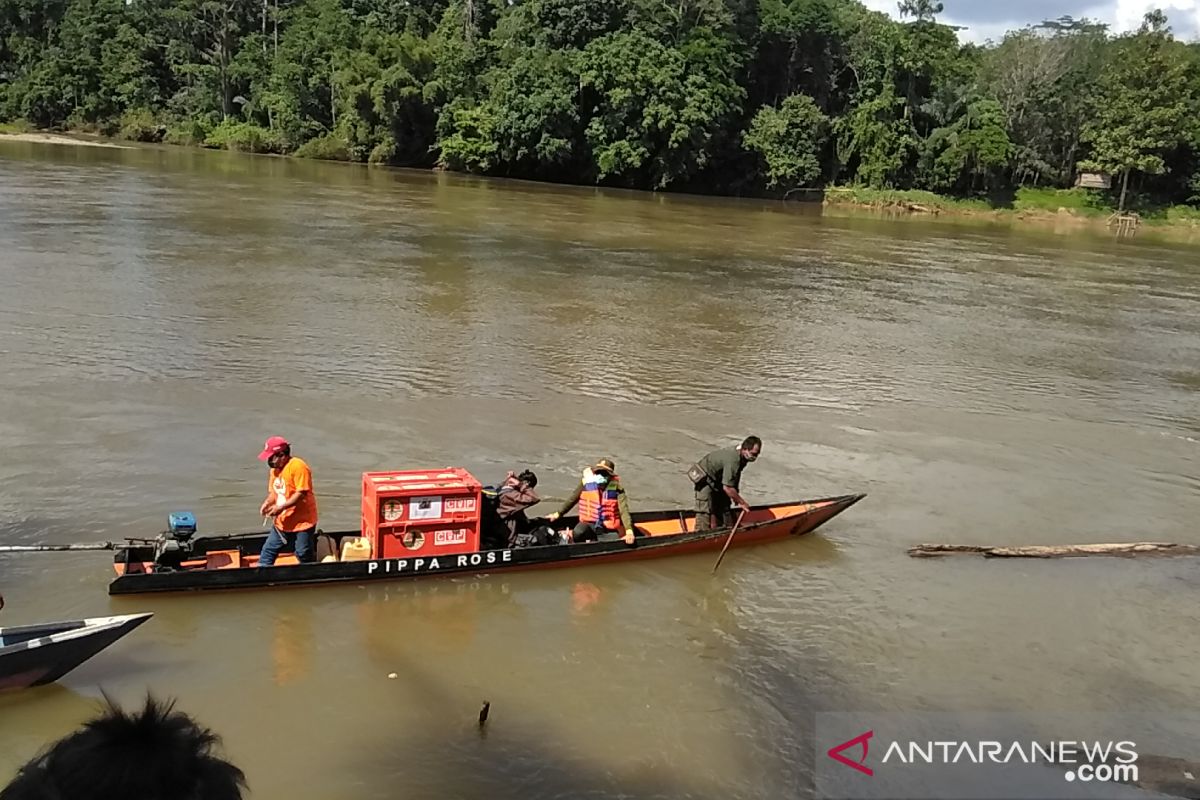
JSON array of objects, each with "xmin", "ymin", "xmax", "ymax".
[
  {"xmin": 0, "ymin": 542, "xmax": 116, "ymax": 552},
  {"xmin": 711, "ymin": 508, "xmax": 748, "ymax": 574}
]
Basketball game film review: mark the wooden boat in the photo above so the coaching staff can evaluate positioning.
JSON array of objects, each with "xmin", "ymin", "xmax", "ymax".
[
  {"xmin": 0, "ymin": 613, "xmax": 153, "ymax": 691},
  {"xmin": 109, "ymin": 495, "xmax": 864, "ymax": 595}
]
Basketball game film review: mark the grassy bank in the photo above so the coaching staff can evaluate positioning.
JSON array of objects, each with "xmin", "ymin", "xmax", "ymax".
[{"xmin": 822, "ymin": 186, "xmax": 1200, "ymax": 231}]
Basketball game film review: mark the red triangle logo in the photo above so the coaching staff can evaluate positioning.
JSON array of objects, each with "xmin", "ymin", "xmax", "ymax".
[{"xmin": 827, "ymin": 730, "xmax": 874, "ymax": 776}]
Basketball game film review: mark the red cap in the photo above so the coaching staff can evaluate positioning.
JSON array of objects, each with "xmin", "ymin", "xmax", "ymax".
[{"xmin": 257, "ymin": 436, "xmax": 289, "ymax": 461}]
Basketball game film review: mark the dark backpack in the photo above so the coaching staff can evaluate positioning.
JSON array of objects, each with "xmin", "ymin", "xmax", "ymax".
[
  {"xmin": 513, "ymin": 524, "xmax": 563, "ymax": 548},
  {"xmin": 479, "ymin": 487, "xmax": 510, "ymax": 550}
]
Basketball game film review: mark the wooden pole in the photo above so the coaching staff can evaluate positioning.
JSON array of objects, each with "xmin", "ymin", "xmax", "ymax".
[
  {"xmin": 711, "ymin": 509, "xmax": 748, "ymax": 574},
  {"xmin": 0, "ymin": 542, "xmax": 116, "ymax": 552},
  {"xmin": 908, "ymin": 542, "xmax": 1200, "ymax": 559}
]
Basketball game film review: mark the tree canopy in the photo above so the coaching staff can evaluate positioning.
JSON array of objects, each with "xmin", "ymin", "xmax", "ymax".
[{"xmin": 2, "ymin": 0, "xmax": 1197, "ymax": 208}]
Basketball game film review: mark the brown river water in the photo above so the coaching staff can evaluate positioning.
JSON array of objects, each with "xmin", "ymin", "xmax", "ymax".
[{"xmin": 1, "ymin": 140, "xmax": 1198, "ymax": 799}]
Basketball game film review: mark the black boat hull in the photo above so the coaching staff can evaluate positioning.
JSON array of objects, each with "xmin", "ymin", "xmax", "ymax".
[
  {"xmin": 0, "ymin": 613, "xmax": 153, "ymax": 690},
  {"xmin": 110, "ymin": 495, "xmax": 864, "ymax": 595}
]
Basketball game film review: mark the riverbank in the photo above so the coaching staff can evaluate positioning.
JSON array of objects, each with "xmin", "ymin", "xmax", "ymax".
[
  {"xmin": 0, "ymin": 129, "xmax": 132, "ymax": 149},
  {"xmin": 5, "ymin": 128, "xmax": 1199, "ymax": 243},
  {"xmin": 820, "ymin": 186, "xmax": 1200, "ymax": 243}
]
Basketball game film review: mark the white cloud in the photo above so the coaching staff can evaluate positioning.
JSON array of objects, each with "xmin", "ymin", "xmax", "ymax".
[
  {"xmin": 859, "ymin": 0, "xmax": 900, "ymax": 16},
  {"xmin": 858, "ymin": 0, "xmax": 1200, "ymax": 43},
  {"xmin": 1104, "ymin": 0, "xmax": 1200, "ymax": 37}
]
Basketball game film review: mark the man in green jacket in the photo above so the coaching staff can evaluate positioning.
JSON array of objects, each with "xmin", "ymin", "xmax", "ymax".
[{"xmin": 693, "ymin": 436, "xmax": 761, "ymax": 531}]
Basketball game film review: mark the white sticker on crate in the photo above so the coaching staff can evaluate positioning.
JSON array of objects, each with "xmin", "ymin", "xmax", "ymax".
[{"xmin": 409, "ymin": 496, "xmax": 443, "ymax": 520}]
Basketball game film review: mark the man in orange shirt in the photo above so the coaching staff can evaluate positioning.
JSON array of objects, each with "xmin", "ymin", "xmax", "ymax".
[{"xmin": 256, "ymin": 436, "xmax": 319, "ymax": 566}]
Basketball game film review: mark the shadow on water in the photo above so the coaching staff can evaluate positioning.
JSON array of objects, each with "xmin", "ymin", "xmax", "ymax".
[
  {"xmin": 50, "ymin": 647, "xmax": 165, "ymax": 688},
  {"xmin": 330, "ymin": 564, "xmax": 860, "ymax": 800},
  {"xmin": 661, "ymin": 528, "xmax": 847, "ymax": 582},
  {"xmin": 764, "ymin": 527, "xmax": 845, "ymax": 566},
  {"xmin": 0, "ymin": 684, "xmax": 108, "ymax": 776},
  {"xmin": 0, "ymin": 682, "xmax": 100, "ymax": 717},
  {"xmin": 340, "ymin": 651, "xmax": 735, "ymax": 800},
  {"xmin": 694, "ymin": 583, "xmax": 873, "ymax": 800}
]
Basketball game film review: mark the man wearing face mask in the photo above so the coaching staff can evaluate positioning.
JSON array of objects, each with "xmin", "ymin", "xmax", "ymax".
[
  {"xmin": 546, "ymin": 458, "xmax": 636, "ymax": 545},
  {"xmin": 256, "ymin": 436, "xmax": 319, "ymax": 566},
  {"xmin": 692, "ymin": 436, "xmax": 762, "ymax": 532}
]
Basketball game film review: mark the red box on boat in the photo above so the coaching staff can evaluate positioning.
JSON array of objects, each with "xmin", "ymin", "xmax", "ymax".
[{"xmin": 361, "ymin": 468, "xmax": 483, "ymax": 559}]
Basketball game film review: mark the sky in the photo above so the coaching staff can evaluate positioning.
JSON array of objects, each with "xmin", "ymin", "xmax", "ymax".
[{"xmin": 859, "ymin": 0, "xmax": 1200, "ymax": 43}]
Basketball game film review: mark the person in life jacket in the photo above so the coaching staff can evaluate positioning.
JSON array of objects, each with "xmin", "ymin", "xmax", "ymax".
[{"xmin": 546, "ymin": 458, "xmax": 636, "ymax": 545}]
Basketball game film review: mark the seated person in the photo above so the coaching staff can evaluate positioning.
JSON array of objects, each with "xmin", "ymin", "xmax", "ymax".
[
  {"xmin": 495, "ymin": 469, "xmax": 541, "ymax": 543},
  {"xmin": 481, "ymin": 470, "xmax": 542, "ymax": 549},
  {"xmin": 547, "ymin": 458, "xmax": 635, "ymax": 546}
]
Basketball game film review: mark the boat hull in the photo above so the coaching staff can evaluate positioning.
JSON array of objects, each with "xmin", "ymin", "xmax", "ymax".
[
  {"xmin": 0, "ymin": 613, "xmax": 153, "ymax": 691},
  {"xmin": 109, "ymin": 494, "xmax": 864, "ymax": 595}
]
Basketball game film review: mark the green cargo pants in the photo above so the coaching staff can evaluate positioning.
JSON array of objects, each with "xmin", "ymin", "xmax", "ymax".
[{"xmin": 694, "ymin": 483, "xmax": 733, "ymax": 532}]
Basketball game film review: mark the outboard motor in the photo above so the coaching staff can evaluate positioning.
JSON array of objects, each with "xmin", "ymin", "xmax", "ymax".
[{"xmin": 154, "ymin": 511, "xmax": 197, "ymax": 570}]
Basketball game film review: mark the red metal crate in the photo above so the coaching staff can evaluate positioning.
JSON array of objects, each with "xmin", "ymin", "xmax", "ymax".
[{"xmin": 361, "ymin": 468, "xmax": 482, "ymax": 559}]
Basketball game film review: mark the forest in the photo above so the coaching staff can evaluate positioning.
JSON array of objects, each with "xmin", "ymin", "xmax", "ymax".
[{"xmin": 2, "ymin": 0, "xmax": 1199, "ymax": 210}]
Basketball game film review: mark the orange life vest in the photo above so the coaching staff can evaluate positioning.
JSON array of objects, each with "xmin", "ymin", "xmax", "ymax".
[{"xmin": 578, "ymin": 471, "xmax": 622, "ymax": 531}]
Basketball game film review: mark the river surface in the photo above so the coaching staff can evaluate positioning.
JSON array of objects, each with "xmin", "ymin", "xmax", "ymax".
[{"xmin": 1, "ymin": 140, "xmax": 1198, "ymax": 799}]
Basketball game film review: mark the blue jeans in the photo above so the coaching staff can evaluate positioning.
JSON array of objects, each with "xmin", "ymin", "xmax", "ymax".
[{"xmin": 259, "ymin": 525, "xmax": 316, "ymax": 566}]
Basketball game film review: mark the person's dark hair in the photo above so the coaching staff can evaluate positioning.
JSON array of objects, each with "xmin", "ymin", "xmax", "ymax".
[
  {"xmin": 275, "ymin": 443, "xmax": 291, "ymax": 458},
  {"xmin": 517, "ymin": 469, "xmax": 538, "ymax": 488},
  {"xmin": 740, "ymin": 436, "xmax": 762, "ymax": 451},
  {"xmin": 1, "ymin": 695, "xmax": 246, "ymax": 800}
]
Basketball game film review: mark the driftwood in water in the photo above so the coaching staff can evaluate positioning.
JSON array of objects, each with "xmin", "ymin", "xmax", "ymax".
[
  {"xmin": 0, "ymin": 542, "xmax": 116, "ymax": 552},
  {"xmin": 908, "ymin": 542, "xmax": 1200, "ymax": 559}
]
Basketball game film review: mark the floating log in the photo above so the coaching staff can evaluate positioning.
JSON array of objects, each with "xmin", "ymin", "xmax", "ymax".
[
  {"xmin": 0, "ymin": 542, "xmax": 117, "ymax": 552},
  {"xmin": 909, "ymin": 542, "xmax": 1200, "ymax": 559}
]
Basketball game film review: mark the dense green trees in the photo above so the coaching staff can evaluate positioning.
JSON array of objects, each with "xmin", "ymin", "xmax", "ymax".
[
  {"xmin": 2, "ymin": 0, "xmax": 1198, "ymax": 208},
  {"xmin": 744, "ymin": 93, "xmax": 829, "ymax": 188},
  {"xmin": 1077, "ymin": 11, "xmax": 1196, "ymax": 210}
]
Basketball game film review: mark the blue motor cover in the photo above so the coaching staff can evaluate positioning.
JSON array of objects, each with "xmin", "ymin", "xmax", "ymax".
[{"xmin": 168, "ymin": 511, "xmax": 197, "ymax": 535}]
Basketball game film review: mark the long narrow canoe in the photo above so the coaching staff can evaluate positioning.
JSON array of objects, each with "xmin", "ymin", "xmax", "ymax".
[
  {"xmin": 0, "ymin": 613, "xmax": 153, "ymax": 691},
  {"xmin": 109, "ymin": 494, "xmax": 864, "ymax": 595}
]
